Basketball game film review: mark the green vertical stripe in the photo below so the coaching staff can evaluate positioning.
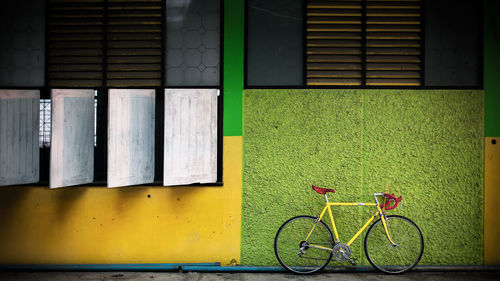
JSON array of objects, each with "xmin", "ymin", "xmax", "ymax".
[
  {"xmin": 485, "ymin": 0, "xmax": 500, "ymax": 137},
  {"xmin": 223, "ymin": 0, "xmax": 244, "ymax": 136}
]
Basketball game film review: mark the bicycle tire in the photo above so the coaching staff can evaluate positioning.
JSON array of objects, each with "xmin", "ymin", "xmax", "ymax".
[
  {"xmin": 274, "ymin": 215, "xmax": 334, "ymax": 274},
  {"xmin": 364, "ymin": 215, "xmax": 424, "ymax": 274}
]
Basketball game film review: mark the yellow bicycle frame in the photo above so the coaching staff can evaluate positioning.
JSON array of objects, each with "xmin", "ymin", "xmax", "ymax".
[{"xmin": 304, "ymin": 193, "xmax": 396, "ymax": 252}]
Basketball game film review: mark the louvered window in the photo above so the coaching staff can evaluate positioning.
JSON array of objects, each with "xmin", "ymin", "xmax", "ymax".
[
  {"xmin": 47, "ymin": 0, "xmax": 162, "ymax": 88},
  {"xmin": 48, "ymin": 0, "xmax": 105, "ymax": 87},
  {"xmin": 107, "ymin": 0, "xmax": 162, "ymax": 87},
  {"xmin": 365, "ymin": 0, "xmax": 422, "ymax": 86},
  {"xmin": 305, "ymin": 0, "xmax": 423, "ymax": 87},
  {"xmin": 306, "ymin": 0, "xmax": 363, "ymax": 86}
]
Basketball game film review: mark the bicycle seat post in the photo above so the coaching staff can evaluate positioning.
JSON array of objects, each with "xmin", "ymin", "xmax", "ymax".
[{"xmin": 324, "ymin": 194, "xmax": 329, "ymax": 203}]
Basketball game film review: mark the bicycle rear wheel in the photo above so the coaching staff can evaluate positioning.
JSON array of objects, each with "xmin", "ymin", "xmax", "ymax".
[
  {"xmin": 274, "ymin": 215, "xmax": 334, "ymax": 274},
  {"xmin": 364, "ymin": 215, "xmax": 424, "ymax": 274}
]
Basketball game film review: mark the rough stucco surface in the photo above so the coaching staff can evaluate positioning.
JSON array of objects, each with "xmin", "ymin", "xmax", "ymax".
[{"xmin": 242, "ymin": 89, "xmax": 484, "ymax": 266}]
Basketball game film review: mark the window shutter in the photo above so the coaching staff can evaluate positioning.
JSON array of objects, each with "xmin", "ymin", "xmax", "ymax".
[
  {"xmin": 47, "ymin": 0, "xmax": 105, "ymax": 87},
  {"xmin": 47, "ymin": 0, "xmax": 163, "ymax": 88},
  {"xmin": 50, "ymin": 89, "xmax": 94, "ymax": 188},
  {"xmin": 306, "ymin": 0, "xmax": 422, "ymax": 86},
  {"xmin": 106, "ymin": 0, "xmax": 163, "ymax": 87},
  {"xmin": 107, "ymin": 89, "xmax": 155, "ymax": 188},
  {"xmin": 306, "ymin": 0, "xmax": 363, "ymax": 86},
  {"xmin": 365, "ymin": 0, "xmax": 422, "ymax": 86},
  {"xmin": 0, "ymin": 90, "xmax": 40, "ymax": 186},
  {"xmin": 164, "ymin": 89, "xmax": 218, "ymax": 186}
]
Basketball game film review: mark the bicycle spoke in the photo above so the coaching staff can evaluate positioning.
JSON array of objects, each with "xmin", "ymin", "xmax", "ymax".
[
  {"xmin": 364, "ymin": 216, "xmax": 423, "ymax": 274},
  {"xmin": 274, "ymin": 216, "xmax": 333, "ymax": 274}
]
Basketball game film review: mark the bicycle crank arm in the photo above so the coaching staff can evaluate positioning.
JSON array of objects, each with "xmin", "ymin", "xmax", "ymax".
[{"xmin": 340, "ymin": 250, "xmax": 357, "ymax": 266}]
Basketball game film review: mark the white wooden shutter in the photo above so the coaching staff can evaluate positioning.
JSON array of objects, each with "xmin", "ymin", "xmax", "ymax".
[
  {"xmin": 108, "ymin": 89, "xmax": 155, "ymax": 188},
  {"xmin": 164, "ymin": 89, "xmax": 218, "ymax": 186},
  {"xmin": 50, "ymin": 89, "xmax": 94, "ymax": 188},
  {"xmin": 0, "ymin": 90, "xmax": 39, "ymax": 186}
]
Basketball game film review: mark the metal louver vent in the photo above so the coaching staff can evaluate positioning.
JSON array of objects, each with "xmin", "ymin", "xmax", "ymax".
[
  {"xmin": 366, "ymin": 0, "xmax": 422, "ymax": 86},
  {"xmin": 306, "ymin": 0, "xmax": 422, "ymax": 86},
  {"xmin": 306, "ymin": 0, "xmax": 363, "ymax": 86},
  {"xmin": 47, "ymin": 0, "xmax": 163, "ymax": 88},
  {"xmin": 48, "ymin": 0, "xmax": 105, "ymax": 87},
  {"xmin": 106, "ymin": 0, "xmax": 162, "ymax": 87}
]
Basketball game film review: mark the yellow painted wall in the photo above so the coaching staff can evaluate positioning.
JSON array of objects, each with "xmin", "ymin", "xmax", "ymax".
[
  {"xmin": 0, "ymin": 136, "xmax": 242, "ymax": 265},
  {"xmin": 485, "ymin": 137, "xmax": 500, "ymax": 265}
]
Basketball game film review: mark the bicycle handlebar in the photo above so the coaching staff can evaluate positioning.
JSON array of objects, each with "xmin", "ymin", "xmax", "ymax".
[{"xmin": 380, "ymin": 193, "xmax": 402, "ymax": 210}]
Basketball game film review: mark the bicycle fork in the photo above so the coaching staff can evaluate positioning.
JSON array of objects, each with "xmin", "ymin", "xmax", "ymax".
[
  {"xmin": 381, "ymin": 214, "xmax": 397, "ymax": 247},
  {"xmin": 374, "ymin": 193, "xmax": 397, "ymax": 247}
]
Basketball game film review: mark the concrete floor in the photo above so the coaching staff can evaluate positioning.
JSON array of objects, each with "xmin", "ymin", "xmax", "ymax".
[{"xmin": 1, "ymin": 271, "xmax": 500, "ymax": 281}]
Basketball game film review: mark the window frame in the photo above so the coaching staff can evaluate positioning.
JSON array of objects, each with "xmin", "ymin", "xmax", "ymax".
[
  {"xmin": 243, "ymin": 0, "xmax": 484, "ymax": 90},
  {"xmin": 0, "ymin": 0, "xmax": 225, "ymax": 187}
]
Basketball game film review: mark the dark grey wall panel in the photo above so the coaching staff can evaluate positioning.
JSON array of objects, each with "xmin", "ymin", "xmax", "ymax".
[
  {"xmin": 425, "ymin": 0, "xmax": 482, "ymax": 87},
  {"xmin": 0, "ymin": 0, "xmax": 44, "ymax": 86},
  {"xmin": 247, "ymin": 0, "xmax": 303, "ymax": 86}
]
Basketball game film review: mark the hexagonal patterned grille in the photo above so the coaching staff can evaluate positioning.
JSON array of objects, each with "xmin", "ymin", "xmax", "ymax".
[
  {"xmin": 166, "ymin": 0, "xmax": 220, "ymax": 86},
  {"xmin": 0, "ymin": 0, "xmax": 45, "ymax": 86}
]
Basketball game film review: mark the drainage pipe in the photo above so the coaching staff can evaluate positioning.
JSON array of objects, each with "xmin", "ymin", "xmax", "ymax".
[
  {"xmin": 0, "ymin": 263, "xmax": 219, "ymax": 272},
  {"xmin": 181, "ymin": 265, "xmax": 500, "ymax": 273},
  {"xmin": 1, "ymin": 264, "xmax": 498, "ymax": 272}
]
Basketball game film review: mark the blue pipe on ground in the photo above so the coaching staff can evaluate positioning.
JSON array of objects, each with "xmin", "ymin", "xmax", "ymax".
[{"xmin": 1, "ymin": 264, "xmax": 499, "ymax": 272}]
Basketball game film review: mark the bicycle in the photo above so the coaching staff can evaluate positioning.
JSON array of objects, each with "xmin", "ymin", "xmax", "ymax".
[{"xmin": 274, "ymin": 185, "xmax": 424, "ymax": 274}]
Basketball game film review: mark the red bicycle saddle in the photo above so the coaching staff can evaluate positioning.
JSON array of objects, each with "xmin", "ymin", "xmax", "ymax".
[{"xmin": 312, "ymin": 185, "xmax": 336, "ymax": 194}]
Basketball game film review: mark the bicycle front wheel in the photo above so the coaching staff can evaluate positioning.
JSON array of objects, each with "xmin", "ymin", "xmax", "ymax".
[
  {"xmin": 274, "ymin": 215, "xmax": 334, "ymax": 274},
  {"xmin": 364, "ymin": 215, "xmax": 424, "ymax": 274}
]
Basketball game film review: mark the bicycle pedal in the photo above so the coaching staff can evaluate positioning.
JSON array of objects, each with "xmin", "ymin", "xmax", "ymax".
[{"xmin": 348, "ymin": 258, "xmax": 357, "ymax": 266}]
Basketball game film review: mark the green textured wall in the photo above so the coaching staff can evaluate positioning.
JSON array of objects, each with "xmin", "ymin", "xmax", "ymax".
[{"xmin": 242, "ymin": 89, "xmax": 484, "ymax": 266}]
